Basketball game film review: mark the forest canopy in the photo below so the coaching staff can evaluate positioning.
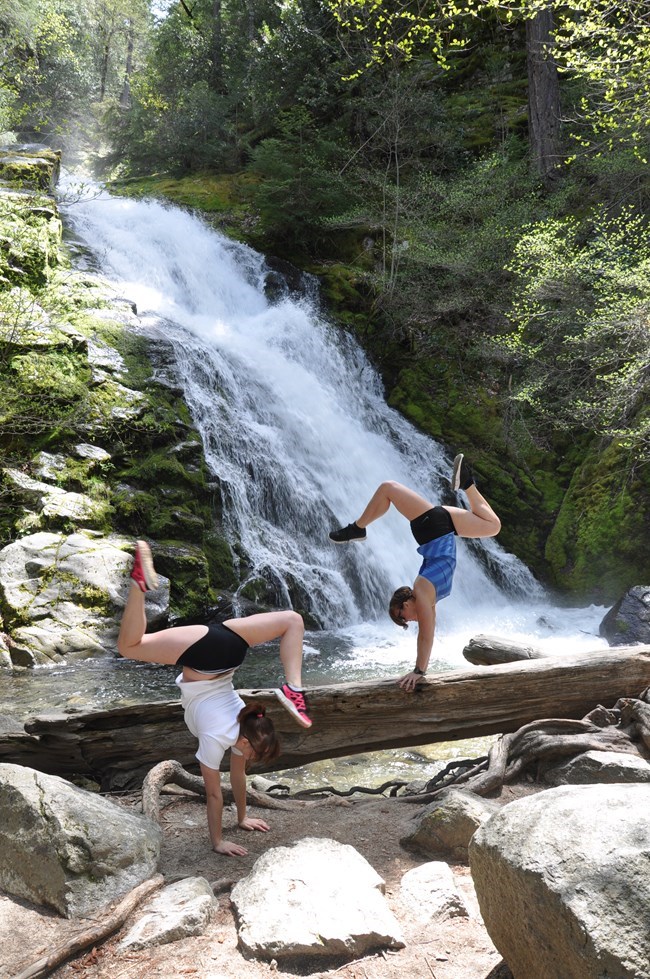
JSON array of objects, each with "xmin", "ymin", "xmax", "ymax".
[{"xmin": 1, "ymin": 0, "xmax": 649, "ymax": 473}]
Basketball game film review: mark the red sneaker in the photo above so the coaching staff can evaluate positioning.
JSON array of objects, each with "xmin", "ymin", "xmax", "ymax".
[
  {"xmin": 130, "ymin": 540, "xmax": 159, "ymax": 593},
  {"xmin": 275, "ymin": 684, "xmax": 313, "ymax": 728}
]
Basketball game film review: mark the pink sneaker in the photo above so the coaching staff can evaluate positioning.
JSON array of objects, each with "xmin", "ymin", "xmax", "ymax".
[
  {"xmin": 130, "ymin": 540, "xmax": 159, "ymax": 593},
  {"xmin": 275, "ymin": 684, "xmax": 312, "ymax": 728}
]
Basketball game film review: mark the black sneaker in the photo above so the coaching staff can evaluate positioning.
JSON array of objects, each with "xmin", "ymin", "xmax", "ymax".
[
  {"xmin": 451, "ymin": 454, "xmax": 475, "ymax": 491},
  {"xmin": 329, "ymin": 522, "xmax": 367, "ymax": 544}
]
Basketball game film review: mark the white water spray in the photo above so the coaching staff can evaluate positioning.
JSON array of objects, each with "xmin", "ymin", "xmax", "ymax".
[{"xmin": 61, "ymin": 178, "xmax": 607, "ymax": 674}]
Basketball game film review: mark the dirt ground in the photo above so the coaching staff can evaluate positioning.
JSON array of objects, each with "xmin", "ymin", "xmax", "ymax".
[{"xmin": 2, "ymin": 788, "xmax": 503, "ymax": 979}]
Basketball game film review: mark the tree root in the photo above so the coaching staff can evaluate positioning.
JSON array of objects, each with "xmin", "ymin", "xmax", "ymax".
[
  {"xmin": 398, "ymin": 689, "xmax": 650, "ymax": 804},
  {"xmin": 12, "ymin": 875, "xmax": 165, "ymax": 979}
]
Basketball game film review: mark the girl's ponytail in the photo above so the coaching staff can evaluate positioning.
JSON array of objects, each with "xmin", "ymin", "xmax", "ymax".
[{"xmin": 237, "ymin": 701, "xmax": 281, "ymax": 764}]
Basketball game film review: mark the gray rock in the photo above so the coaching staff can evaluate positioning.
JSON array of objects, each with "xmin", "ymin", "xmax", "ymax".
[
  {"xmin": 119, "ymin": 876, "xmax": 215, "ymax": 950},
  {"xmin": 399, "ymin": 862, "xmax": 470, "ymax": 923},
  {"xmin": 402, "ymin": 788, "xmax": 501, "ymax": 862},
  {"xmin": 74, "ymin": 443, "xmax": 111, "ymax": 462},
  {"xmin": 600, "ymin": 586, "xmax": 650, "ymax": 645},
  {"xmin": 0, "ymin": 531, "xmax": 169, "ymax": 664},
  {"xmin": 0, "ymin": 763, "xmax": 161, "ymax": 917},
  {"xmin": 4, "ymin": 467, "xmax": 108, "ymax": 528},
  {"xmin": 543, "ymin": 749, "xmax": 650, "ymax": 786},
  {"xmin": 231, "ymin": 837, "xmax": 404, "ymax": 962},
  {"xmin": 32, "ymin": 452, "xmax": 67, "ymax": 481},
  {"xmin": 86, "ymin": 336, "xmax": 126, "ymax": 374},
  {"xmin": 470, "ymin": 783, "xmax": 650, "ymax": 979}
]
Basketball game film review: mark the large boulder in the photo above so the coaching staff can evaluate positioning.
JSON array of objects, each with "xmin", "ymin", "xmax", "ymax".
[
  {"xmin": 470, "ymin": 783, "xmax": 650, "ymax": 979},
  {"xmin": 402, "ymin": 788, "xmax": 501, "ymax": 862},
  {"xmin": 0, "ymin": 763, "xmax": 161, "ymax": 917},
  {"xmin": 4, "ymin": 467, "xmax": 109, "ymax": 530},
  {"xmin": 600, "ymin": 586, "xmax": 650, "ymax": 645},
  {"xmin": 0, "ymin": 530, "xmax": 169, "ymax": 665},
  {"xmin": 230, "ymin": 837, "xmax": 404, "ymax": 963}
]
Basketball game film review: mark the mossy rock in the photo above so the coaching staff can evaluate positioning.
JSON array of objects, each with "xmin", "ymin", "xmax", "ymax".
[
  {"xmin": 149, "ymin": 541, "xmax": 213, "ymax": 619},
  {"xmin": 545, "ymin": 441, "xmax": 650, "ymax": 602},
  {"xmin": 0, "ymin": 150, "xmax": 61, "ymax": 192}
]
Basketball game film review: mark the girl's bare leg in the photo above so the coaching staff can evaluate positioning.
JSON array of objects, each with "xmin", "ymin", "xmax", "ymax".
[
  {"xmin": 224, "ymin": 610, "xmax": 305, "ymax": 687},
  {"xmin": 356, "ymin": 481, "xmax": 433, "ymax": 527},
  {"xmin": 117, "ymin": 583, "xmax": 207, "ymax": 664},
  {"xmin": 444, "ymin": 485, "xmax": 501, "ymax": 539}
]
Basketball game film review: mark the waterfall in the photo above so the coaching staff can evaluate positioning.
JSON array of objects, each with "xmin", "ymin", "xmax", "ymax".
[{"xmin": 61, "ymin": 178, "xmax": 607, "ymax": 675}]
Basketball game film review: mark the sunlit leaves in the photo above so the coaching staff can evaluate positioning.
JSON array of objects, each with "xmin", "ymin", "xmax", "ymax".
[{"xmin": 501, "ymin": 206, "xmax": 650, "ymax": 458}]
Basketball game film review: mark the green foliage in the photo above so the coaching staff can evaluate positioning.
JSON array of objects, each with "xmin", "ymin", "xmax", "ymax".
[
  {"xmin": 500, "ymin": 205, "xmax": 650, "ymax": 460},
  {"xmin": 247, "ymin": 108, "xmax": 356, "ymax": 253},
  {"xmin": 545, "ymin": 441, "xmax": 650, "ymax": 600}
]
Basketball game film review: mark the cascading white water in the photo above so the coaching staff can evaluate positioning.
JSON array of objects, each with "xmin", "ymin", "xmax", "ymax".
[{"xmin": 61, "ymin": 177, "xmax": 608, "ymax": 677}]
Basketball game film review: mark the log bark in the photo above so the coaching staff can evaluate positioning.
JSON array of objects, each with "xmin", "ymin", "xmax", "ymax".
[
  {"xmin": 12, "ymin": 875, "xmax": 164, "ymax": 979},
  {"xmin": 1, "ymin": 645, "xmax": 649, "ymax": 787}
]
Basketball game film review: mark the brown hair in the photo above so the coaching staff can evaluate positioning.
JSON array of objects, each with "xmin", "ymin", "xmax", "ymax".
[
  {"xmin": 237, "ymin": 702, "xmax": 281, "ymax": 765},
  {"xmin": 389, "ymin": 586, "xmax": 414, "ymax": 629}
]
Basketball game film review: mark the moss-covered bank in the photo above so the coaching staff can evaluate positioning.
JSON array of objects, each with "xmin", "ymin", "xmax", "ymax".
[{"xmin": 0, "ymin": 149, "xmax": 238, "ymax": 634}]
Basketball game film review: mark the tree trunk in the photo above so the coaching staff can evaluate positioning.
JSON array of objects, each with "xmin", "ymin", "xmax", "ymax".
[
  {"xmin": 526, "ymin": 5, "xmax": 562, "ymax": 184},
  {"xmin": 210, "ymin": 0, "xmax": 223, "ymax": 90},
  {"xmin": 120, "ymin": 24, "xmax": 135, "ymax": 108},
  {"xmin": 1, "ymin": 645, "xmax": 648, "ymax": 788}
]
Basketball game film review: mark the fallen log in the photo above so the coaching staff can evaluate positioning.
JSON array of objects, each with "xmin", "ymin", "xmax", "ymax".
[
  {"xmin": 0, "ymin": 645, "xmax": 648, "ymax": 788},
  {"xmin": 463, "ymin": 634, "xmax": 547, "ymax": 665}
]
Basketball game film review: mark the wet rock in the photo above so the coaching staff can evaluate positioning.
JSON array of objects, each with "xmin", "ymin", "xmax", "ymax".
[{"xmin": 600, "ymin": 585, "xmax": 650, "ymax": 645}]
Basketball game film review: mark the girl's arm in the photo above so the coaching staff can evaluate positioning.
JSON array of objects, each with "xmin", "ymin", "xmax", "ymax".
[
  {"xmin": 230, "ymin": 751, "xmax": 270, "ymax": 833},
  {"xmin": 200, "ymin": 762, "xmax": 248, "ymax": 856},
  {"xmin": 399, "ymin": 577, "xmax": 436, "ymax": 692}
]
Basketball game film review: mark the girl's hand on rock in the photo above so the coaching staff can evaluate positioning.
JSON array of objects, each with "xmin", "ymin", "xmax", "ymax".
[
  {"xmin": 214, "ymin": 839, "xmax": 248, "ymax": 856},
  {"xmin": 239, "ymin": 816, "xmax": 270, "ymax": 833}
]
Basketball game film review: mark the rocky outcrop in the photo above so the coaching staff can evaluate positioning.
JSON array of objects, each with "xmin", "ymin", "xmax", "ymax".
[
  {"xmin": 0, "ymin": 148, "xmax": 238, "ymax": 666},
  {"xmin": 230, "ymin": 837, "xmax": 404, "ymax": 962},
  {"xmin": 469, "ymin": 783, "xmax": 650, "ymax": 979},
  {"xmin": 600, "ymin": 585, "xmax": 650, "ymax": 645},
  {"xmin": 0, "ymin": 762, "xmax": 161, "ymax": 918},
  {"xmin": 0, "ymin": 145, "xmax": 61, "ymax": 191},
  {"xmin": 0, "ymin": 530, "xmax": 169, "ymax": 665}
]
